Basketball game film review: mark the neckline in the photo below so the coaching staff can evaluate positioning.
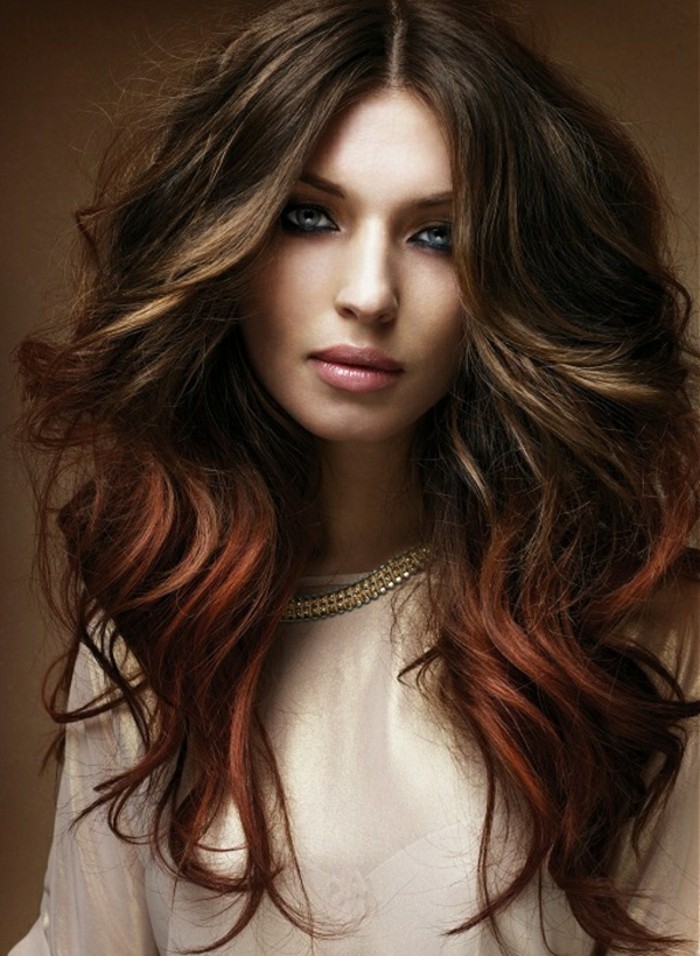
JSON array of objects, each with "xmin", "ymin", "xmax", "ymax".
[{"xmin": 285, "ymin": 546, "xmax": 430, "ymax": 622}]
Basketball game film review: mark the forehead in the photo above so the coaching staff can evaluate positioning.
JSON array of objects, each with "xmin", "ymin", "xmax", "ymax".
[{"xmin": 303, "ymin": 89, "xmax": 453, "ymax": 199}]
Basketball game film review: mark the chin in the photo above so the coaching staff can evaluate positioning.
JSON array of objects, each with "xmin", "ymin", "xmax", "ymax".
[{"xmin": 301, "ymin": 416, "xmax": 418, "ymax": 446}]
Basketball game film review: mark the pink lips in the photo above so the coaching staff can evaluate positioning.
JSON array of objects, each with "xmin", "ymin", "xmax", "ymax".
[{"xmin": 309, "ymin": 346, "xmax": 404, "ymax": 393}]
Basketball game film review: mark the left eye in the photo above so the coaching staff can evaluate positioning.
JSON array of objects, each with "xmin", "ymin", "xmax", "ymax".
[
  {"xmin": 412, "ymin": 224, "xmax": 453, "ymax": 252},
  {"xmin": 281, "ymin": 204, "xmax": 336, "ymax": 233}
]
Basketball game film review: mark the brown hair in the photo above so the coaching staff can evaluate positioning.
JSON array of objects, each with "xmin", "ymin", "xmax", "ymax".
[{"xmin": 19, "ymin": 0, "xmax": 699, "ymax": 953}]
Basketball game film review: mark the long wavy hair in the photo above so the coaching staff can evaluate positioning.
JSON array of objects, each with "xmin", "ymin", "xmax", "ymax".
[{"xmin": 19, "ymin": 0, "xmax": 699, "ymax": 953}]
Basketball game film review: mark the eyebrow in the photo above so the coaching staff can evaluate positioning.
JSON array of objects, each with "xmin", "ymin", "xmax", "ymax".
[{"xmin": 298, "ymin": 171, "xmax": 453, "ymax": 209}]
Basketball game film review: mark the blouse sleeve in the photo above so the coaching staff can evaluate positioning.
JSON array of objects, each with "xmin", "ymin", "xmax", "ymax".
[
  {"xmin": 615, "ymin": 580, "xmax": 700, "ymax": 954},
  {"xmin": 9, "ymin": 638, "xmax": 159, "ymax": 956}
]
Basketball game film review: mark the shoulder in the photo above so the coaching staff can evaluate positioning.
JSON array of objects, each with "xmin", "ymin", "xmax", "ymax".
[
  {"xmin": 69, "ymin": 620, "xmax": 144, "ymax": 710},
  {"xmin": 614, "ymin": 578, "xmax": 699, "ymax": 945},
  {"xmin": 66, "ymin": 620, "xmax": 152, "ymax": 773},
  {"xmin": 627, "ymin": 574, "xmax": 699, "ymax": 700}
]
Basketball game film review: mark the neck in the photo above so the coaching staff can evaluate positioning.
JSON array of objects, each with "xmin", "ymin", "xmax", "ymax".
[{"xmin": 306, "ymin": 433, "xmax": 423, "ymax": 575}]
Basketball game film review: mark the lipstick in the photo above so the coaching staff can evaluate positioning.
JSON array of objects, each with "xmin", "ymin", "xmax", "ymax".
[{"xmin": 309, "ymin": 345, "xmax": 403, "ymax": 394}]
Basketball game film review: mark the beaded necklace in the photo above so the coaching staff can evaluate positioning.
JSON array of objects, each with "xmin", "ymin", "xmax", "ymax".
[{"xmin": 282, "ymin": 544, "xmax": 429, "ymax": 622}]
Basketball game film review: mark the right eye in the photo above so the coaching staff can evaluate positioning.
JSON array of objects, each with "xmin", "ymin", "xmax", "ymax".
[{"xmin": 281, "ymin": 203, "xmax": 337, "ymax": 233}]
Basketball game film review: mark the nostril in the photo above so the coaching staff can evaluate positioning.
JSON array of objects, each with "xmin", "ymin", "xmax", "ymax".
[{"xmin": 334, "ymin": 292, "xmax": 399, "ymax": 324}]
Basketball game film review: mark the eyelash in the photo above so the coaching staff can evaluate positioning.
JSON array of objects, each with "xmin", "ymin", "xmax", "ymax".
[
  {"xmin": 280, "ymin": 202, "xmax": 453, "ymax": 254},
  {"xmin": 281, "ymin": 203, "xmax": 337, "ymax": 234}
]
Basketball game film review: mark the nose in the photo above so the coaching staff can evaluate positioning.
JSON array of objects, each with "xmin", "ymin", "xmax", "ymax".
[{"xmin": 334, "ymin": 224, "xmax": 398, "ymax": 324}]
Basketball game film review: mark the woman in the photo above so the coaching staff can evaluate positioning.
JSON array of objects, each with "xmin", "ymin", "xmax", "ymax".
[{"xmin": 11, "ymin": 0, "xmax": 699, "ymax": 953}]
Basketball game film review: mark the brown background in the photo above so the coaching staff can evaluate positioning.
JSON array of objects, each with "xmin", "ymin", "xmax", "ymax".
[{"xmin": 1, "ymin": 1, "xmax": 697, "ymax": 949}]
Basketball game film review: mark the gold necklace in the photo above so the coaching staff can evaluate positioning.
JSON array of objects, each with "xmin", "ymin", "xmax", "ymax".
[{"xmin": 282, "ymin": 544, "xmax": 430, "ymax": 622}]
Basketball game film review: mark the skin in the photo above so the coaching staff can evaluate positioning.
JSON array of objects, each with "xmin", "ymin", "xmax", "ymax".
[{"xmin": 241, "ymin": 89, "xmax": 464, "ymax": 572}]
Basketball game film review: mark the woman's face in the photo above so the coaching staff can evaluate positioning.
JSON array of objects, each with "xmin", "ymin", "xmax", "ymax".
[{"xmin": 241, "ymin": 89, "xmax": 464, "ymax": 445}]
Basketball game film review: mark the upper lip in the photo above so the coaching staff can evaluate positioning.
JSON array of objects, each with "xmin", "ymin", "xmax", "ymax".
[{"xmin": 310, "ymin": 345, "xmax": 403, "ymax": 372}]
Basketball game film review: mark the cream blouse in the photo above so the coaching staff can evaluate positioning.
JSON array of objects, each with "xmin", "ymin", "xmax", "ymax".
[{"xmin": 10, "ymin": 574, "xmax": 699, "ymax": 955}]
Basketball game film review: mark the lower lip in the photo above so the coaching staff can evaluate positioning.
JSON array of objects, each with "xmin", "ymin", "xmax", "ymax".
[{"xmin": 309, "ymin": 358, "xmax": 403, "ymax": 393}]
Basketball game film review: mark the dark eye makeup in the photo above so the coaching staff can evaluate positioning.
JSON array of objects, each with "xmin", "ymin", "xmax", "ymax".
[
  {"xmin": 280, "ymin": 200, "xmax": 452, "ymax": 253},
  {"xmin": 281, "ymin": 203, "xmax": 338, "ymax": 233},
  {"xmin": 409, "ymin": 224, "xmax": 452, "ymax": 253}
]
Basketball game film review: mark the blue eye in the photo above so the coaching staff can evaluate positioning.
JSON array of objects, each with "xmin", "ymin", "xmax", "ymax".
[
  {"xmin": 412, "ymin": 223, "xmax": 453, "ymax": 253},
  {"xmin": 281, "ymin": 203, "xmax": 337, "ymax": 233}
]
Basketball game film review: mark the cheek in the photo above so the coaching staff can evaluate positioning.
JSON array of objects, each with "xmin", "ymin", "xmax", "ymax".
[
  {"xmin": 416, "ymin": 278, "xmax": 464, "ymax": 368},
  {"xmin": 411, "ymin": 259, "xmax": 461, "ymax": 316},
  {"xmin": 266, "ymin": 239, "xmax": 335, "ymax": 303},
  {"xmin": 428, "ymin": 316, "xmax": 465, "ymax": 400},
  {"xmin": 244, "ymin": 245, "xmax": 332, "ymax": 345},
  {"xmin": 239, "ymin": 266, "xmax": 296, "ymax": 360},
  {"xmin": 432, "ymin": 334, "xmax": 464, "ymax": 397}
]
